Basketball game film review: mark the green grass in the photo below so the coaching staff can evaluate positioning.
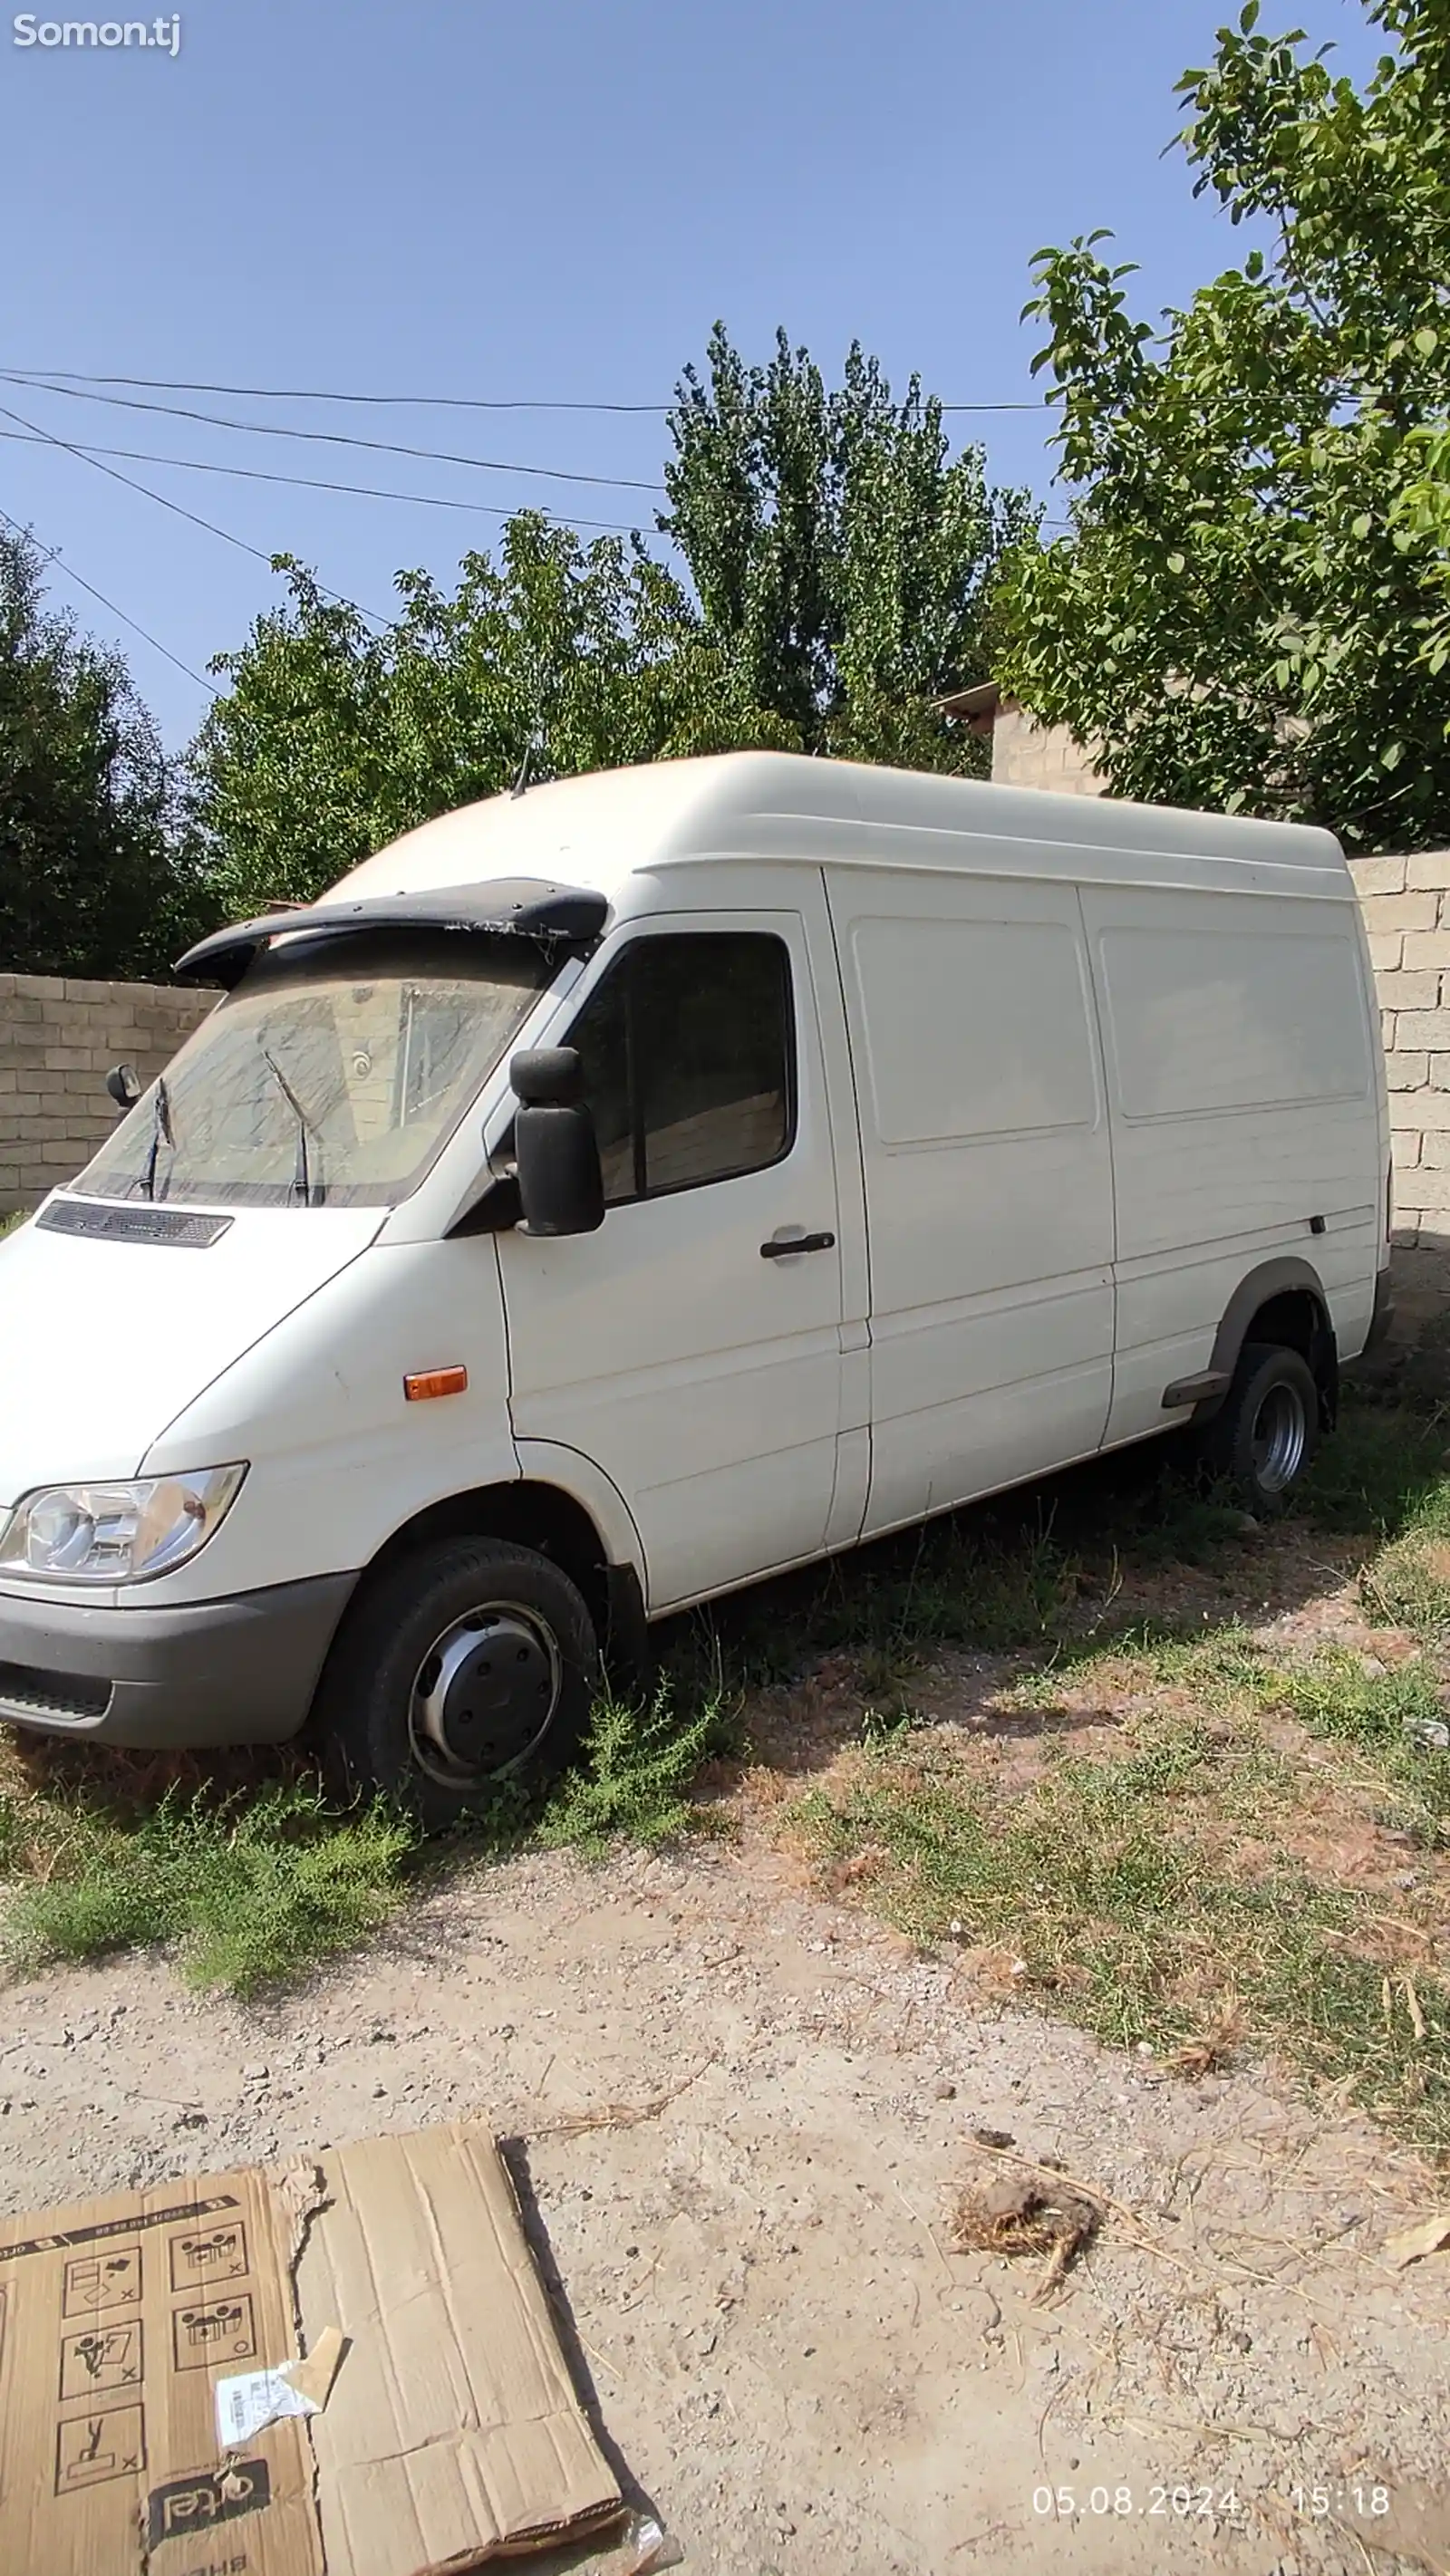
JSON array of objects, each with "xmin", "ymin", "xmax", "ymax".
[
  {"xmin": 2, "ymin": 1780, "xmax": 417, "ymax": 1994},
  {"xmin": 778, "ymin": 1394, "xmax": 1450, "ymax": 2156},
  {"xmin": 665, "ymin": 1518, "xmax": 1078, "ymax": 1710},
  {"xmin": 1294, "ymin": 1395, "xmax": 1450, "ymax": 1539},
  {"xmin": 796, "ymin": 1719, "xmax": 1450, "ymax": 2155},
  {"xmin": 0, "ymin": 1212, "xmax": 24, "ymax": 1241},
  {"xmin": 0, "ymin": 1683, "xmax": 732, "ymax": 1991}
]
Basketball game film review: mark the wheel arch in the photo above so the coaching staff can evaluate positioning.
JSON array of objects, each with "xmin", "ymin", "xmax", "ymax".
[
  {"xmin": 1201, "ymin": 1257, "xmax": 1338, "ymax": 1428},
  {"xmin": 324, "ymin": 1452, "xmax": 650, "ymax": 1702}
]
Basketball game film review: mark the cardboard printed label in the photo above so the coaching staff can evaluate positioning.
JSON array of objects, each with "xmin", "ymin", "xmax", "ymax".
[
  {"xmin": 59, "ymin": 2319, "xmax": 143, "ymax": 2398},
  {"xmin": 53, "ymin": 2402, "xmax": 146, "ymax": 2494},
  {"xmin": 1, "ymin": 2195, "xmax": 239, "ymax": 2263},
  {"xmin": 63, "ymin": 2244, "xmax": 143, "ymax": 2316},
  {"xmin": 172, "ymin": 2292, "xmax": 257, "ymax": 2370},
  {"xmin": 169, "ymin": 2221, "xmax": 250, "ymax": 2291},
  {"xmin": 145, "ymin": 2455, "xmax": 272, "ymax": 2547}
]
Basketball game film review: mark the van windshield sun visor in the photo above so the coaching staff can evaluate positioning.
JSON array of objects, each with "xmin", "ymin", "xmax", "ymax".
[{"xmin": 174, "ymin": 881, "xmax": 610, "ymax": 991}]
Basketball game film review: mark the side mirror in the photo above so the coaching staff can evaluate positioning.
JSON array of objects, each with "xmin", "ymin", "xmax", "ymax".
[
  {"xmin": 106, "ymin": 1063, "xmax": 142, "ymax": 1114},
  {"xmin": 509, "ymin": 1047, "xmax": 604, "ymax": 1238}
]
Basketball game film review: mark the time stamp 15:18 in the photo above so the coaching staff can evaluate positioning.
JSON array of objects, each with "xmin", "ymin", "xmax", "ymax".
[{"xmin": 1031, "ymin": 2484, "xmax": 1392, "ymax": 2522}]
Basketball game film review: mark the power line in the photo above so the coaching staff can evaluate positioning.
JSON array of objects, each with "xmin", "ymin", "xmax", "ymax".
[
  {"xmin": 0, "ymin": 502, "xmax": 215, "ymax": 690},
  {"xmin": 0, "ymin": 424, "xmax": 643, "ymax": 533},
  {"xmin": 0, "ymin": 365, "xmax": 1046, "ymax": 415},
  {"xmin": 2, "ymin": 374, "xmax": 670, "ymax": 493},
  {"xmin": 0, "ymin": 395, "xmax": 392, "ymax": 630},
  {"xmin": 3, "ymin": 368, "xmax": 676, "ymax": 414}
]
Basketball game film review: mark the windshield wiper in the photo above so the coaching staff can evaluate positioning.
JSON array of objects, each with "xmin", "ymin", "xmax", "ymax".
[
  {"xmin": 261, "ymin": 1048, "xmax": 324, "ymax": 1206},
  {"xmin": 141, "ymin": 1076, "xmax": 174, "ymax": 1202}
]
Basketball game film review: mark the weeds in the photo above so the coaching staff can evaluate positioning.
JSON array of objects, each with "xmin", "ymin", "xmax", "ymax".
[
  {"xmin": 669, "ymin": 1519, "xmax": 1078, "ymax": 1706},
  {"xmin": 1, "ymin": 1680, "xmax": 730, "ymax": 1986},
  {"xmin": 796, "ymin": 1718, "xmax": 1450, "ymax": 2154},
  {"xmin": 2, "ymin": 1781, "xmax": 416, "ymax": 1993},
  {"xmin": 1294, "ymin": 1397, "xmax": 1449, "ymax": 1539},
  {"xmin": 1361, "ymin": 1528, "xmax": 1450, "ymax": 1639},
  {"xmin": 537, "ymin": 1682, "xmax": 729, "ymax": 1857}
]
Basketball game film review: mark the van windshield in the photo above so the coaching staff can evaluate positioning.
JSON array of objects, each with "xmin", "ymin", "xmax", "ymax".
[{"xmin": 75, "ymin": 931, "xmax": 556, "ymax": 1210}]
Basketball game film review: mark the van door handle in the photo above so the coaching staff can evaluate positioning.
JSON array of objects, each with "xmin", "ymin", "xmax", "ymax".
[{"xmin": 760, "ymin": 1230, "xmax": 836, "ymax": 1259}]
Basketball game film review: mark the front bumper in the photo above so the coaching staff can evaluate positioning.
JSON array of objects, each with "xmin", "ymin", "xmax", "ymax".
[{"xmin": 0, "ymin": 1570, "xmax": 358, "ymax": 1747}]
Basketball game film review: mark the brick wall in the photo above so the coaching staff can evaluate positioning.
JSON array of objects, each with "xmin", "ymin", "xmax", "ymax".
[
  {"xmin": 0, "ymin": 974, "xmax": 214, "ymax": 1212},
  {"xmin": 1348, "ymin": 853, "xmax": 1450, "ymax": 1348}
]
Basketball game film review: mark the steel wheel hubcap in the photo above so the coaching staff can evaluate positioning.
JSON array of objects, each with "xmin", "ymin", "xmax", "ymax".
[
  {"xmin": 409, "ymin": 1601, "xmax": 562, "ymax": 1787},
  {"xmin": 1251, "ymin": 1381, "xmax": 1308, "ymax": 1494}
]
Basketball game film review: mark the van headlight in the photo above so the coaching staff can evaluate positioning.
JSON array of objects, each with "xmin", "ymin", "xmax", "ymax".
[{"xmin": 0, "ymin": 1465, "xmax": 247, "ymax": 1585}]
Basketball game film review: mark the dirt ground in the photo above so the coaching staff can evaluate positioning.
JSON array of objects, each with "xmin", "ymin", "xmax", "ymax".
[{"xmin": 5, "ymin": 1831, "xmax": 1450, "ymax": 2576}]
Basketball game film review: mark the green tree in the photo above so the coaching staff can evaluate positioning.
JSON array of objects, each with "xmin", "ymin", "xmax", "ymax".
[
  {"xmin": 196, "ymin": 333, "xmax": 1030, "ymax": 914},
  {"xmin": 662, "ymin": 323, "xmax": 1031, "ymax": 767},
  {"xmin": 1000, "ymin": 0, "xmax": 1450, "ymax": 850},
  {"xmin": 0, "ymin": 528, "xmax": 213, "ymax": 976},
  {"xmin": 195, "ymin": 512, "xmax": 787, "ymax": 917}
]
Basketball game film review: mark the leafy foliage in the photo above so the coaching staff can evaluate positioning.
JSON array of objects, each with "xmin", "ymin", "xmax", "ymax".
[
  {"xmin": 193, "ymin": 514, "xmax": 786, "ymax": 916},
  {"xmin": 1000, "ymin": 0, "xmax": 1450, "ymax": 848},
  {"xmin": 0, "ymin": 528, "xmax": 218, "ymax": 975},
  {"xmin": 538, "ymin": 1682, "xmax": 727, "ymax": 1857},
  {"xmin": 662, "ymin": 323, "xmax": 1031, "ymax": 765},
  {"xmin": 195, "ymin": 331, "xmax": 1030, "ymax": 913},
  {"xmin": 3, "ymin": 1780, "xmax": 415, "ymax": 1994}
]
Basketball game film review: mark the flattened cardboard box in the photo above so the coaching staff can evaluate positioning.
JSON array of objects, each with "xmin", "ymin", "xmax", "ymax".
[{"xmin": 0, "ymin": 2121, "xmax": 623, "ymax": 2576}]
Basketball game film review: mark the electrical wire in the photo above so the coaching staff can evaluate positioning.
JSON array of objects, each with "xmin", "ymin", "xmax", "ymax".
[
  {"xmin": 0, "ymin": 501, "xmax": 216, "ymax": 690},
  {"xmin": 0, "ymin": 365, "xmax": 1045, "ymax": 415},
  {"xmin": 0, "ymin": 396, "xmax": 392, "ymax": 629},
  {"xmin": 2, "ymin": 374, "xmax": 669, "ymax": 493},
  {"xmin": 0, "ymin": 369, "xmax": 1061, "ymax": 699},
  {"xmin": 0, "ymin": 424, "xmax": 644, "ymax": 533}
]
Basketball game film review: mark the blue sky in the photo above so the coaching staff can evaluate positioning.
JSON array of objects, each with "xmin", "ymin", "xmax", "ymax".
[{"xmin": 2, "ymin": 0, "xmax": 1378, "ymax": 749}]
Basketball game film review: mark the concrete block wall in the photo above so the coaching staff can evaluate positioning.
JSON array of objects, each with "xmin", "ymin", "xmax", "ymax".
[
  {"xmin": 990, "ymin": 699, "xmax": 1107, "ymax": 797},
  {"xmin": 0, "ymin": 974, "xmax": 214, "ymax": 1212},
  {"xmin": 1348, "ymin": 852, "xmax": 1450, "ymax": 1347}
]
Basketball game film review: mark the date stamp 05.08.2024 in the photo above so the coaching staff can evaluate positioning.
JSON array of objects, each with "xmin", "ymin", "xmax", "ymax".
[{"xmin": 1029, "ymin": 2479, "xmax": 1394, "ymax": 2529}]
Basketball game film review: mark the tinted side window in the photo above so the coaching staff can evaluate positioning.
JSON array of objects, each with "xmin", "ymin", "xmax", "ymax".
[{"xmin": 569, "ymin": 933, "xmax": 794, "ymax": 1204}]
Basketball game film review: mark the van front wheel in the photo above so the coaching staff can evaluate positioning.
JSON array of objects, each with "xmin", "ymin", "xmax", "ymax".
[
  {"xmin": 317, "ymin": 1537, "xmax": 598, "ymax": 1830},
  {"xmin": 1197, "ymin": 1341, "xmax": 1320, "ymax": 1514}
]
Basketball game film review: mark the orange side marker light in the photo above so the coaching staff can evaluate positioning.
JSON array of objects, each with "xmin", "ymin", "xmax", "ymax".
[{"xmin": 403, "ymin": 1365, "xmax": 469, "ymax": 1403}]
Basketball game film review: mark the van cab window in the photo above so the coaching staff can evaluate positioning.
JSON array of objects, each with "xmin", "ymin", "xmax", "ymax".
[
  {"xmin": 570, "ymin": 932, "xmax": 794, "ymax": 1204},
  {"xmin": 75, "ymin": 931, "xmax": 555, "ymax": 1210}
]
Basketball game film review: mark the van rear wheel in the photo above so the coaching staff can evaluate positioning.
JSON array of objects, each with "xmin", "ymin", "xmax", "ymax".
[
  {"xmin": 317, "ymin": 1537, "xmax": 598, "ymax": 1831},
  {"xmin": 1198, "ymin": 1340, "xmax": 1320, "ymax": 1514}
]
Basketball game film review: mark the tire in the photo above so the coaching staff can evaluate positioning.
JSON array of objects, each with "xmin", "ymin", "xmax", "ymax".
[
  {"xmin": 1196, "ymin": 1341, "xmax": 1320, "ymax": 1514},
  {"xmin": 315, "ymin": 1537, "xmax": 599, "ymax": 1831}
]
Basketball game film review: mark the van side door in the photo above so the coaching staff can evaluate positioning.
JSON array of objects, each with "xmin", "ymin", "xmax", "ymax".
[
  {"xmin": 825, "ymin": 864, "xmax": 1116, "ymax": 1535},
  {"xmin": 498, "ymin": 904, "xmax": 850, "ymax": 1614}
]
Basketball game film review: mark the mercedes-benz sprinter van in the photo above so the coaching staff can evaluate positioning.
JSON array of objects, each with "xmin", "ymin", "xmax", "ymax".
[{"xmin": 0, "ymin": 753, "xmax": 1391, "ymax": 1824}]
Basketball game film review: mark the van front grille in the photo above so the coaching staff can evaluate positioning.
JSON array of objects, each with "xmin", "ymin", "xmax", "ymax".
[{"xmin": 0, "ymin": 1660, "xmax": 112, "ymax": 1722}]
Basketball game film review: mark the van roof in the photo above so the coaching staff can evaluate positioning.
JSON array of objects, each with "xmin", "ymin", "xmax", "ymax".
[{"xmin": 327, "ymin": 750, "xmax": 1348, "ymax": 910}]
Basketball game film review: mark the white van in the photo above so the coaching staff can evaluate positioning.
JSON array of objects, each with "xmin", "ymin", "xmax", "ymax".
[{"xmin": 0, "ymin": 753, "xmax": 1391, "ymax": 1823}]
